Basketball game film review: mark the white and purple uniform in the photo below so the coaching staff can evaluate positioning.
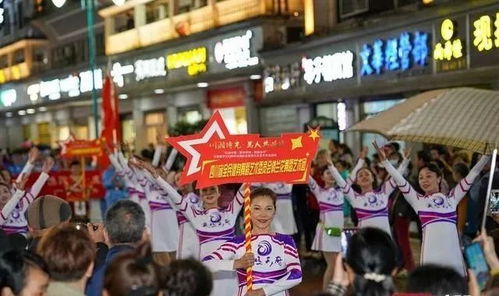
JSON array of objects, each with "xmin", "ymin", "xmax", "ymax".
[
  {"xmin": 329, "ymin": 159, "xmax": 409, "ymax": 237},
  {"xmin": 253, "ymin": 183, "xmax": 297, "ymax": 235},
  {"xmin": 203, "ymin": 233, "xmax": 302, "ymax": 296},
  {"xmin": 383, "ymin": 156, "xmax": 490, "ymax": 276},
  {"xmin": 140, "ymin": 174, "xmax": 179, "ymax": 253},
  {"xmin": 1, "ymin": 173, "xmax": 49, "ymax": 234},
  {"xmin": 308, "ymin": 177, "xmax": 344, "ymax": 252},
  {"xmin": 109, "ymin": 152, "xmax": 151, "ymax": 230},
  {"xmin": 0, "ymin": 189, "xmax": 25, "ymax": 226},
  {"xmin": 157, "ymin": 177, "xmax": 244, "ymax": 296},
  {"xmin": 176, "ymin": 192, "xmax": 202, "ymax": 259}
]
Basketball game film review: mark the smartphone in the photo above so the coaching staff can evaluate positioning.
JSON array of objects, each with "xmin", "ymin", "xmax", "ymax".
[
  {"xmin": 464, "ymin": 242, "xmax": 490, "ymax": 290},
  {"xmin": 489, "ymin": 190, "xmax": 499, "ymax": 215},
  {"xmin": 341, "ymin": 228, "xmax": 357, "ymax": 258}
]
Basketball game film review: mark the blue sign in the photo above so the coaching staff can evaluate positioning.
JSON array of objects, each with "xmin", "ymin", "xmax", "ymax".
[{"xmin": 360, "ymin": 31, "xmax": 429, "ymax": 76}]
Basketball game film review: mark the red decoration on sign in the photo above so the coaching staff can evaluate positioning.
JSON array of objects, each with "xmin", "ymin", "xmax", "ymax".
[
  {"xmin": 59, "ymin": 135, "xmax": 104, "ymax": 158},
  {"xmin": 167, "ymin": 111, "xmax": 320, "ymax": 188}
]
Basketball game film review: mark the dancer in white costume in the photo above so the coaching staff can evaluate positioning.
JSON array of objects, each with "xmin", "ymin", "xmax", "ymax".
[
  {"xmin": 252, "ymin": 182, "xmax": 297, "ymax": 235},
  {"xmin": 329, "ymin": 152, "xmax": 409, "ymax": 237},
  {"xmin": 1, "ymin": 157, "xmax": 53, "ymax": 234},
  {"xmin": 203, "ymin": 187, "xmax": 302, "ymax": 296},
  {"xmin": 108, "ymin": 151, "xmax": 151, "ymax": 230},
  {"xmin": 148, "ymin": 169, "xmax": 243, "ymax": 296},
  {"xmin": 377, "ymin": 143, "xmax": 490, "ymax": 276}
]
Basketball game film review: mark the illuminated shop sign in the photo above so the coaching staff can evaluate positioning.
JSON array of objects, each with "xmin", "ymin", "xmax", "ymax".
[
  {"xmin": 214, "ymin": 30, "xmax": 259, "ymax": 70},
  {"xmin": 0, "ymin": 89, "xmax": 16, "ymax": 107},
  {"xmin": 27, "ymin": 69, "xmax": 103, "ymax": 102},
  {"xmin": 360, "ymin": 31, "xmax": 429, "ymax": 76},
  {"xmin": 112, "ymin": 57, "xmax": 167, "ymax": 86},
  {"xmin": 0, "ymin": 0, "xmax": 4, "ymax": 25},
  {"xmin": 434, "ymin": 19, "xmax": 463, "ymax": 60},
  {"xmin": 302, "ymin": 50, "xmax": 354, "ymax": 85},
  {"xmin": 264, "ymin": 62, "xmax": 301, "ymax": 94},
  {"xmin": 166, "ymin": 47, "xmax": 207, "ymax": 76},
  {"xmin": 471, "ymin": 12, "xmax": 499, "ymax": 52}
]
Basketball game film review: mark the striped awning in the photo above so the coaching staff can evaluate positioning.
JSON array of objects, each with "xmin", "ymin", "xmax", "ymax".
[{"xmin": 348, "ymin": 88, "xmax": 499, "ymax": 153}]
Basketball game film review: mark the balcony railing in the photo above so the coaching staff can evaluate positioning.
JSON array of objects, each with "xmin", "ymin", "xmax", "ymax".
[{"xmin": 102, "ymin": 0, "xmax": 301, "ymax": 55}]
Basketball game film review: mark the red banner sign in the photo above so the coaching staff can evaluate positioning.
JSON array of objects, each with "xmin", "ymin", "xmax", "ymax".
[
  {"xmin": 167, "ymin": 111, "xmax": 320, "ymax": 188},
  {"xmin": 19, "ymin": 170, "xmax": 106, "ymax": 200},
  {"xmin": 59, "ymin": 137, "xmax": 104, "ymax": 158}
]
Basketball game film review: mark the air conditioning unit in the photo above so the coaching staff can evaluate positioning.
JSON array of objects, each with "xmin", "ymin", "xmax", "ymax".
[{"xmin": 339, "ymin": 0, "xmax": 369, "ymax": 19}]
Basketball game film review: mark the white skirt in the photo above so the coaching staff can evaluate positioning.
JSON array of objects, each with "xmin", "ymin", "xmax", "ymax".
[
  {"xmin": 311, "ymin": 224, "xmax": 341, "ymax": 252},
  {"xmin": 151, "ymin": 209, "xmax": 179, "ymax": 252},
  {"xmin": 176, "ymin": 222, "xmax": 200, "ymax": 259}
]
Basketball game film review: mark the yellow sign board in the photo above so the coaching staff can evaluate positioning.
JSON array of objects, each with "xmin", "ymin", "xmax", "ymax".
[
  {"xmin": 166, "ymin": 47, "xmax": 207, "ymax": 76},
  {"xmin": 434, "ymin": 19, "xmax": 463, "ymax": 61}
]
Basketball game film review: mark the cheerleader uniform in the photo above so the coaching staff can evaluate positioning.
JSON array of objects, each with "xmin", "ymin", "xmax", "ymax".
[
  {"xmin": 1, "ymin": 189, "xmax": 25, "ymax": 225},
  {"xmin": 203, "ymin": 233, "xmax": 303, "ymax": 296},
  {"xmin": 156, "ymin": 177, "xmax": 243, "ymax": 296},
  {"xmin": 308, "ymin": 177, "xmax": 344, "ymax": 252},
  {"xmin": 383, "ymin": 156, "xmax": 490, "ymax": 276},
  {"xmin": 1, "ymin": 172, "xmax": 49, "ymax": 234},
  {"xmin": 142, "ymin": 176, "xmax": 179, "ymax": 253},
  {"xmin": 176, "ymin": 192, "xmax": 202, "ymax": 259},
  {"xmin": 329, "ymin": 159, "xmax": 409, "ymax": 237},
  {"xmin": 253, "ymin": 183, "xmax": 297, "ymax": 235}
]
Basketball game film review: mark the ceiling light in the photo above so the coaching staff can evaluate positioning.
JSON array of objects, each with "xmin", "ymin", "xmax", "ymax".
[
  {"xmin": 118, "ymin": 94, "xmax": 128, "ymax": 100},
  {"xmin": 250, "ymin": 74, "xmax": 261, "ymax": 80},
  {"xmin": 5, "ymin": 112, "xmax": 12, "ymax": 117},
  {"xmin": 26, "ymin": 108, "xmax": 35, "ymax": 114},
  {"xmin": 18, "ymin": 110, "xmax": 26, "ymax": 116},
  {"xmin": 154, "ymin": 89, "xmax": 165, "ymax": 94},
  {"xmin": 39, "ymin": 106, "xmax": 48, "ymax": 112},
  {"xmin": 197, "ymin": 82, "xmax": 208, "ymax": 88}
]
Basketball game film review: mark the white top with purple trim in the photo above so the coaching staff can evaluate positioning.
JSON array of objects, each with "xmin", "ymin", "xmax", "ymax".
[
  {"xmin": 382, "ymin": 155, "xmax": 490, "ymax": 276},
  {"xmin": 1, "ymin": 172, "xmax": 49, "ymax": 234},
  {"xmin": 203, "ymin": 233, "xmax": 303, "ymax": 296},
  {"xmin": 329, "ymin": 159, "xmax": 409, "ymax": 236}
]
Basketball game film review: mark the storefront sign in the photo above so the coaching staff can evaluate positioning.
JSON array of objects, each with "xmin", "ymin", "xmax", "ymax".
[
  {"xmin": 207, "ymin": 87, "xmax": 245, "ymax": 109},
  {"xmin": 470, "ymin": 9, "xmax": 499, "ymax": 68},
  {"xmin": 360, "ymin": 31, "xmax": 429, "ymax": 76},
  {"xmin": 166, "ymin": 47, "xmax": 207, "ymax": 76},
  {"xmin": 135, "ymin": 57, "xmax": 167, "ymax": 81},
  {"xmin": 264, "ymin": 62, "xmax": 301, "ymax": 93},
  {"xmin": 27, "ymin": 69, "xmax": 103, "ymax": 102},
  {"xmin": 0, "ymin": 0, "xmax": 4, "ymax": 25},
  {"xmin": 434, "ymin": 17, "xmax": 467, "ymax": 72},
  {"xmin": 302, "ymin": 51, "xmax": 354, "ymax": 84},
  {"xmin": 0, "ymin": 89, "xmax": 16, "ymax": 107},
  {"xmin": 214, "ymin": 30, "xmax": 259, "ymax": 70}
]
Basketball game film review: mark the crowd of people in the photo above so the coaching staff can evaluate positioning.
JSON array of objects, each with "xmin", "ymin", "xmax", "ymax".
[{"xmin": 0, "ymin": 137, "xmax": 499, "ymax": 296}]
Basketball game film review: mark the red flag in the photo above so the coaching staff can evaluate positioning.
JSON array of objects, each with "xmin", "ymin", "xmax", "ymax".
[{"xmin": 99, "ymin": 74, "xmax": 121, "ymax": 167}]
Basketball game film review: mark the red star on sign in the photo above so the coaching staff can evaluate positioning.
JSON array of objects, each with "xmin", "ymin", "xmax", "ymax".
[{"xmin": 166, "ymin": 111, "xmax": 231, "ymax": 184}]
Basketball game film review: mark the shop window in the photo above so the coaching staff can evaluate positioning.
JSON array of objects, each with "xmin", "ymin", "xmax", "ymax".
[
  {"xmin": 16, "ymin": 2, "xmax": 24, "ymax": 29},
  {"xmin": 3, "ymin": 8, "xmax": 11, "ymax": 36},
  {"xmin": 22, "ymin": 125, "xmax": 31, "ymax": 142},
  {"xmin": 73, "ymin": 125, "xmax": 89, "ymax": 140},
  {"xmin": 113, "ymin": 9, "xmax": 135, "ymax": 33},
  {"xmin": 217, "ymin": 107, "xmax": 247, "ymax": 135},
  {"xmin": 146, "ymin": 0, "xmax": 169, "ymax": 24},
  {"xmin": 0, "ymin": 56, "xmax": 8, "ymax": 68},
  {"xmin": 145, "ymin": 111, "xmax": 165, "ymax": 145},
  {"xmin": 121, "ymin": 116, "xmax": 135, "ymax": 151},
  {"xmin": 58, "ymin": 126, "xmax": 70, "ymax": 141},
  {"xmin": 13, "ymin": 49, "xmax": 25, "ymax": 64},
  {"xmin": 37, "ymin": 122, "xmax": 51, "ymax": 145},
  {"xmin": 361, "ymin": 99, "xmax": 404, "ymax": 153},
  {"xmin": 316, "ymin": 103, "xmax": 338, "ymax": 122},
  {"xmin": 175, "ymin": 0, "xmax": 208, "ymax": 14},
  {"xmin": 178, "ymin": 106, "xmax": 202, "ymax": 124},
  {"xmin": 33, "ymin": 47, "xmax": 48, "ymax": 64}
]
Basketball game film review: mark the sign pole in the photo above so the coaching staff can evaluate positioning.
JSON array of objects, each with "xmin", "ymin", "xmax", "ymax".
[
  {"xmin": 81, "ymin": 156, "xmax": 87, "ymax": 200},
  {"xmin": 85, "ymin": 0, "xmax": 99, "ymax": 138},
  {"xmin": 243, "ymin": 182, "xmax": 253, "ymax": 291}
]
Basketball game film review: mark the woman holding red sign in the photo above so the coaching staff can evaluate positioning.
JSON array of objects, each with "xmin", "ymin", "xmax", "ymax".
[{"xmin": 203, "ymin": 187, "xmax": 302, "ymax": 296}]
